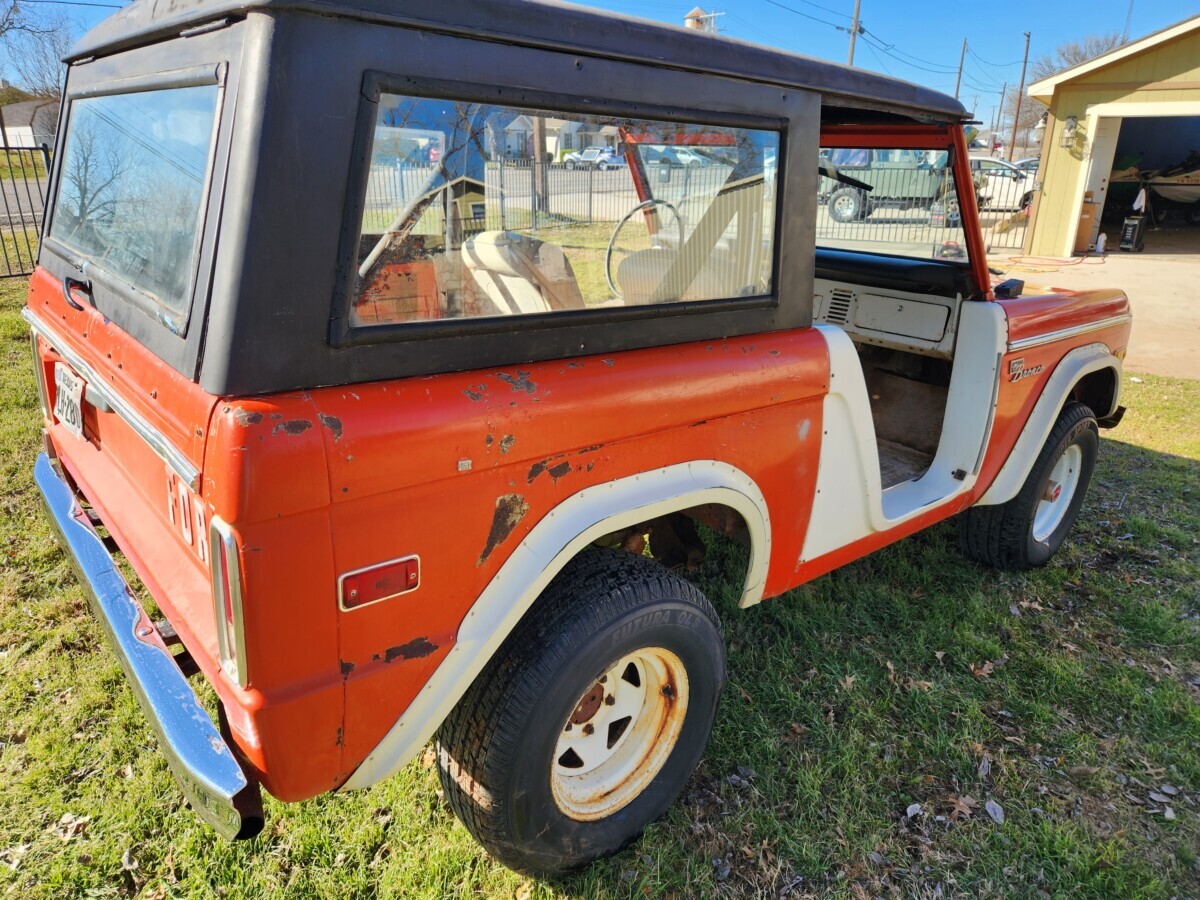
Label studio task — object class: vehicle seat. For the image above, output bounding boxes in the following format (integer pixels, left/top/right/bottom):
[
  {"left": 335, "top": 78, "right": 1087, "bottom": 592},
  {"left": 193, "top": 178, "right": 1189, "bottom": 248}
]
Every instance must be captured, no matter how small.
[
  {"left": 462, "top": 231, "right": 585, "bottom": 316},
  {"left": 615, "top": 247, "right": 741, "bottom": 306}
]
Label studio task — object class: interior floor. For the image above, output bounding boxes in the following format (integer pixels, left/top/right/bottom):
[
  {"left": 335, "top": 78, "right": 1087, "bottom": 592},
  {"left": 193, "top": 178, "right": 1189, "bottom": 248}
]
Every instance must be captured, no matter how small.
[
  {"left": 855, "top": 343, "right": 952, "bottom": 489},
  {"left": 877, "top": 439, "right": 935, "bottom": 488}
]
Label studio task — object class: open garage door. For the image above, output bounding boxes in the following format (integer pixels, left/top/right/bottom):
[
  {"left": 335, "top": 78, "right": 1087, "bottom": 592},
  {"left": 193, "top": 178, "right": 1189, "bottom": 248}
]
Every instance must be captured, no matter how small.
[{"left": 1080, "top": 102, "right": 1200, "bottom": 256}]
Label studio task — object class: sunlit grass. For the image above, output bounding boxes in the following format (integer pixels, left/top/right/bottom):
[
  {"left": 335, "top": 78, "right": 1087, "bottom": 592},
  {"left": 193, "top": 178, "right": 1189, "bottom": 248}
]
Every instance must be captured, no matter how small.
[{"left": 1, "top": 275, "right": 1196, "bottom": 897}]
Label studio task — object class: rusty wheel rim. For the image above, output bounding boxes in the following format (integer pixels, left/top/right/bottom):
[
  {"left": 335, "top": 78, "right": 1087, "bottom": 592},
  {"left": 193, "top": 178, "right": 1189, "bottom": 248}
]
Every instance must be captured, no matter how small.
[{"left": 551, "top": 647, "right": 689, "bottom": 821}]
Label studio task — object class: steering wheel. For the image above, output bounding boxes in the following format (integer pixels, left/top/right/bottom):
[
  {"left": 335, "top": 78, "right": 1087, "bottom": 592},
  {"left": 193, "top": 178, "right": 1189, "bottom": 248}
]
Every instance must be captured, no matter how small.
[{"left": 604, "top": 198, "right": 685, "bottom": 300}]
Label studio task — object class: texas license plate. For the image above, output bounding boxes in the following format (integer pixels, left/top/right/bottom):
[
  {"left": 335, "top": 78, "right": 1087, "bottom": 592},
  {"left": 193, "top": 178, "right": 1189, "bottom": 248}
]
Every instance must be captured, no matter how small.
[{"left": 53, "top": 362, "right": 85, "bottom": 439}]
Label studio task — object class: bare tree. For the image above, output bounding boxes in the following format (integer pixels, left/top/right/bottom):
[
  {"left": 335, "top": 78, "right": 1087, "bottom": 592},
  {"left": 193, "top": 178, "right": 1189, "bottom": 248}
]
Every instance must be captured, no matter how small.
[
  {"left": 1000, "top": 32, "right": 1126, "bottom": 148},
  {"left": 7, "top": 14, "right": 72, "bottom": 99},
  {"left": 1, "top": 0, "right": 59, "bottom": 39},
  {"left": 2, "top": 3, "right": 73, "bottom": 99}
]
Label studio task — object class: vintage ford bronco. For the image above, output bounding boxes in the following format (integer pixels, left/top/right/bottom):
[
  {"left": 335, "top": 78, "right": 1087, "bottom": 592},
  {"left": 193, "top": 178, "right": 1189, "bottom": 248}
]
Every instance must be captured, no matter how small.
[{"left": 26, "top": 0, "right": 1130, "bottom": 875}]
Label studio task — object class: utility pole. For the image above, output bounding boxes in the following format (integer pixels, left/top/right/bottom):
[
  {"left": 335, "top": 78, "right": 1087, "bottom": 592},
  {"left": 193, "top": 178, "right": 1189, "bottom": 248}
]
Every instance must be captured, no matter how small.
[
  {"left": 531, "top": 115, "right": 548, "bottom": 229},
  {"left": 847, "top": 0, "right": 862, "bottom": 65},
  {"left": 994, "top": 82, "right": 1007, "bottom": 138},
  {"left": 1007, "top": 32, "right": 1030, "bottom": 162},
  {"left": 953, "top": 38, "right": 967, "bottom": 99}
]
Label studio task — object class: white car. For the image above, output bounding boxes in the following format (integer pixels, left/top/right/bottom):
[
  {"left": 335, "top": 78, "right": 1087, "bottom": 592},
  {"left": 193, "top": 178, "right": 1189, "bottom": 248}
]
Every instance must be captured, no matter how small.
[
  {"left": 970, "top": 155, "right": 1037, "bottom": 212},
  {"left": 562, "top": 147, "right": 624, "bottom": 170}
]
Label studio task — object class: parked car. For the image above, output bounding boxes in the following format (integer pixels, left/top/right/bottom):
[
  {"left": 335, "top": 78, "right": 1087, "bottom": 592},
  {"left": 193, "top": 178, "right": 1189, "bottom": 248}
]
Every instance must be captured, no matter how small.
[
  {"left": 562, "top": 146, "right": 623, "bottom": 169},
  {"left": 821, "top": 147, "right": 961, "bottom": 223},
  {"left": 28, "top": 0, "right": 1130, "bottom": 877},
  {"left": 1014, "top": 156, "right": 1041, "bottom": 173},
  {"left": 970, "top": 155, "right": 1037, "bottom": 211}
]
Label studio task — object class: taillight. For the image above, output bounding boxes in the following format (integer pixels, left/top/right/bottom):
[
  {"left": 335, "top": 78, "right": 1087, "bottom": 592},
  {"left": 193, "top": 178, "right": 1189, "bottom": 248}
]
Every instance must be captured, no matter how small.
[
  {"left": 209, "top": 516, "right": 248, "bottom": 687},
  {"left": 30, "top": 331, "right": 49, "bottom": 418}
]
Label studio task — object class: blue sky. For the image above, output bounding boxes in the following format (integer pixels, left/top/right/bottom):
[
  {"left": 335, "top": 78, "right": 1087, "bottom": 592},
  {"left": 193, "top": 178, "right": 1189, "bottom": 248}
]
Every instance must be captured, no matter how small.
[{"left": 18, "top": 0, "right": 1198, "bottom": 128}]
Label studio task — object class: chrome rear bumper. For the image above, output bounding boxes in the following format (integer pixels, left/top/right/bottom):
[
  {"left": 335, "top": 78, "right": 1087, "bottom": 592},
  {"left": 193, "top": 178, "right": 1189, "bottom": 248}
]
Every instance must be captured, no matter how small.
[{"left": 34, "top": 452, "right": 263, "bottom": 839}]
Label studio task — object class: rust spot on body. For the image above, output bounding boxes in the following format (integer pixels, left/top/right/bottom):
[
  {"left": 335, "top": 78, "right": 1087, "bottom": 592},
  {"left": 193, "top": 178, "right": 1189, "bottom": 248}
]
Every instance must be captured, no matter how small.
[
  {"left": 273, "top": 419, "right": 313, "bottom": 436},
  {"left": 499, "top": 434, "right": 515, "bottom": 454},
  {"left": 548, "top": 461, "right": 572, "bottom": 481},
  {"left": 339, "top": 660, "right": 355, "bottom": 677},
  {"left": 234, "top": 410, "right": 263, "bottom": 426},
  {"left": 463, "top": 385, "right": 486, "bottom": 402},
  {"left": 318, "top": 413, "right": 344, "bottom": 441},
  {"left": 497, "top": 370, "right": 537, "bottom": 394},
  {"left": 383, "top": 637, "right": 438, "bottom": 662},
  {"left": 477, "top": 494, "right": 530, "bottom": 565}
]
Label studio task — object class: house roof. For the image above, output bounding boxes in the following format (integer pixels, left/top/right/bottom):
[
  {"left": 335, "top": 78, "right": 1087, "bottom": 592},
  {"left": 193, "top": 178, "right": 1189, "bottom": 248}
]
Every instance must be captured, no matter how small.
[
  {"left": 0, "top": 99, "right": 59, "bottom": 128},
  {"left": 1027, "top": 14, "right": 1200, "bottom": 102},
  {"left": 70, "top": 0, "right": 967, "bottom": 124}
]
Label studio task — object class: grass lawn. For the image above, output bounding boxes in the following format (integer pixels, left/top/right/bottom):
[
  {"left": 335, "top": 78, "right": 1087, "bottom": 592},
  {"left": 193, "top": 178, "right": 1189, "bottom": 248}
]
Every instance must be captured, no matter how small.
[{"left": 1, "top": 272, "right": 1197, "bottom": 898}]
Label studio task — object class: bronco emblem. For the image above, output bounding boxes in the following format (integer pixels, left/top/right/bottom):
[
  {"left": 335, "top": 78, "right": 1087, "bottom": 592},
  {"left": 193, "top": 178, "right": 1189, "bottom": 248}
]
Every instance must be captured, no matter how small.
[{"left": 1009, "top": 358, "right": 1044, "bottom": 382}]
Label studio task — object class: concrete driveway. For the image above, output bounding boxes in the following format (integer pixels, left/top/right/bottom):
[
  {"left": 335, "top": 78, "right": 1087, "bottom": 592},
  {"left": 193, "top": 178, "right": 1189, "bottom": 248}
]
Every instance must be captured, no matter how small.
[{"left": 992, "top": 225, "right": 1199, "bottom": 380}]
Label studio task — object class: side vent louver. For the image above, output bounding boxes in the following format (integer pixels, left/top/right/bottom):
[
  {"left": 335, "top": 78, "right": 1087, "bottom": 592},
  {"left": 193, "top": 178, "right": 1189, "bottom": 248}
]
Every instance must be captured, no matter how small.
[{"left": 826, "top": 289, "right": 853, "bottom": 325}]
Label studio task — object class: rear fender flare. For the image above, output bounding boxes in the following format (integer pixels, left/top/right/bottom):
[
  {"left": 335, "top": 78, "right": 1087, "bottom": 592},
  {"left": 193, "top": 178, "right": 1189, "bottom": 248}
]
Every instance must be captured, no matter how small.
[
  {"left": 978, "top": 343, "right": 1121, "bottom": 506},
  {"left": 340, "top": 460, "right": 770, "bottom": 791}
]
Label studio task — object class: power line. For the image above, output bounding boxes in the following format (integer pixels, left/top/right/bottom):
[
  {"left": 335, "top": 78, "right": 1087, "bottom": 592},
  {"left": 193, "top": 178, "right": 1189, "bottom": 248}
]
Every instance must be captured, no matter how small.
[
  {"left": 967, "top": 47, "right": 1024, "bottom": 69},
  {"left": 759, "top": 0, "right": 843, "bottom": 31},
  {"left": 767, "top": 0, "right": 851, "bottom": 20},
  {"left": 862, "top": 39, "right": 892, "bottom": 75},
  {"left": 16, "top": 0, "right": 124, "bottom": 8}
]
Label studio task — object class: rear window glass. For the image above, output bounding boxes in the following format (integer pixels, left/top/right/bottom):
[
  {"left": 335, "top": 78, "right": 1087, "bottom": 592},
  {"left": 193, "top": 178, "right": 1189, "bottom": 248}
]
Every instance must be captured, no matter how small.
[
  {"left": 49, "top": 85, "right": 219, "bottom": 322},
  {"left": 350, "top": 95, "right": 779, "bottom": 327}
]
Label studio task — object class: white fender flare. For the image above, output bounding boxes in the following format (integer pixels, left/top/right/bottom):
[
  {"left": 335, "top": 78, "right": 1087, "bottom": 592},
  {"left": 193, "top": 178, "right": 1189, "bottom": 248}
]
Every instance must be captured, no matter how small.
[
  {"left": 978, "top": 342, "right": 1122, "bottom": 506},
  {"left": 341, "top": 460, "right": 770, "bottom": 790}
]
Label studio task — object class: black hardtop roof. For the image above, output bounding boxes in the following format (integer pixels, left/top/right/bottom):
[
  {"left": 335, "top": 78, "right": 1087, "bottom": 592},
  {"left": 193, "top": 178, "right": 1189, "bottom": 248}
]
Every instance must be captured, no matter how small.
[{"left": 71, "top": 0, "right": 967, "bottom": 123}]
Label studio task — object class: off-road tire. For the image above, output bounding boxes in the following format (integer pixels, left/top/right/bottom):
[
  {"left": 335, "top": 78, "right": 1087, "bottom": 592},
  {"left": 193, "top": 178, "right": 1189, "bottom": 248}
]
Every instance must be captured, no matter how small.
[
  {"left": 436, "top": 548, "right": 725, "bottom": 875},
  {"left": 959, "top": 402, "right": 1098, "bottom": 570},
  {"left": 828, "top": 187, "right": 868, "bottom": 223}
]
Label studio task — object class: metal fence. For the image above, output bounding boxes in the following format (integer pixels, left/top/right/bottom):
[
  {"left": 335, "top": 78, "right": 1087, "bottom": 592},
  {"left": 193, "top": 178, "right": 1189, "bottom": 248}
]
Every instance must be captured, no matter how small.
[
  {"left": 1, "top": 145, "right": 50, "bottom": 278},
  {"left": 814, "top": 170, "right": 1033, "bottom": 258},
  {"left": 364, "top": 159, "right": 739, "bottom": 237},
  {"left": 366, "top": 159, "right": 1032, "bottom": 260}
]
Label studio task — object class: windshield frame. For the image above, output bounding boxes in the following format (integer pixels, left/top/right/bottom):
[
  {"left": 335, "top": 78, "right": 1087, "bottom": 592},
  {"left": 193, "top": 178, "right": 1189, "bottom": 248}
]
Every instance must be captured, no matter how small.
[
  {"left": 36, "top": 25, "right": 241, "bottom": 376},
  {"left": 818, "top": 124, "right": 990, "bottom": 298}
]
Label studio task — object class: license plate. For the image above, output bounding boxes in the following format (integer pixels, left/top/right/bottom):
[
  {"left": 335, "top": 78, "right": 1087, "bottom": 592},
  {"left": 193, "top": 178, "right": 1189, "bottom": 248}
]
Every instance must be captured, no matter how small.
[{"left": 53, "top": 362, "right": 85, "bottom": 440}]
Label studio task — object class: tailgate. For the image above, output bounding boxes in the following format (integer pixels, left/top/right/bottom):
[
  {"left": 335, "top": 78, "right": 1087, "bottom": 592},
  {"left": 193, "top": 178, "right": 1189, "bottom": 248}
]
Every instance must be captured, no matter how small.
[{"left": 27, "top": 266, "right": 223, "bottom": 659}]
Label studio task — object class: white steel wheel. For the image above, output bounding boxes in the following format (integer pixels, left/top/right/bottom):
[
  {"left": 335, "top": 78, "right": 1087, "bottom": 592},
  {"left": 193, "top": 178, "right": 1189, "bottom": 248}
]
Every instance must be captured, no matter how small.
[
  {"left": 551, "top": 648, "right": 689, "bottom": 821},
  {"left": 1031, "top": 444, "right": 1083, "bottom": 542}
]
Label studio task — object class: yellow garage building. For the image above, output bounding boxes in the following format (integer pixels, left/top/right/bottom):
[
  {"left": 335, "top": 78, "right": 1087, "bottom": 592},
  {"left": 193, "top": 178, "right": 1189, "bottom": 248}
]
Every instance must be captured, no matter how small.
[{"left": 1025, "top": 14, "right": 1200, "bottom": 257}]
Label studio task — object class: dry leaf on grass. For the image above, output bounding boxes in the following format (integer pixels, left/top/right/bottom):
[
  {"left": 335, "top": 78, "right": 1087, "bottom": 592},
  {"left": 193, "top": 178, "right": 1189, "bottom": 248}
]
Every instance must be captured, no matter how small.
[
  {"left": 985, "top": 799, "right": 1005, "bottom": 824},
  {"left": 978, "top": 753, "right": 991, "bottom": 779},
  {"left": 948, "top": 795, "right": 977, "bottom": 820},
  {"left": 1, "top": 844, "right": 30, "bottom": 872},
  {"left": 840, "top": 674, "right": 856, "bottom": 690},
  {"left": 49, "top": 813, "right": 89, "bottom": 842},
  {"left": 121, "top": 848, "right": 138, "bottom": 871},
  {"left": 970, "top": 661, "right": 994, "bottom": 679}
]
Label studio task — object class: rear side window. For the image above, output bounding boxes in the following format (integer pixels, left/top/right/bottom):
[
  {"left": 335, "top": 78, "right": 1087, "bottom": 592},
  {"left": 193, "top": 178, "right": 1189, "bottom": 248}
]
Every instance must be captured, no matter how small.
[
  {"left": 349, "top": 95, "right": 779, "bottom": 328},
  {"left": 49, "top": 85, "right": 219, "bottom": 325}
]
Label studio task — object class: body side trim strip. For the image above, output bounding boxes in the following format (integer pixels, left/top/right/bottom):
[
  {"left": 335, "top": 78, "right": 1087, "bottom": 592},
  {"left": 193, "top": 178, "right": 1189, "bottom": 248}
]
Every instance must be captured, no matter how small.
[
  {"left": 23, "top": 309, "right": 201, "bottom": 491},
  {"left": 1008, "top": 314, "right": 1132, "bottom": 352}
]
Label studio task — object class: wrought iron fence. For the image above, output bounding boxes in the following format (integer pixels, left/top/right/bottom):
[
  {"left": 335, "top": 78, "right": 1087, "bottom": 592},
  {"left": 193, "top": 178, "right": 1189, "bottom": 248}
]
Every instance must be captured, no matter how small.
[
  {"left": 363, "top": 158, "right": 742, "bottom": 239},
  {"left": 814, "top": 169, "right": 1033, "bottom": 259},
  {"left": 1, "top": 145, "right": 50, "bottom": 278}
]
